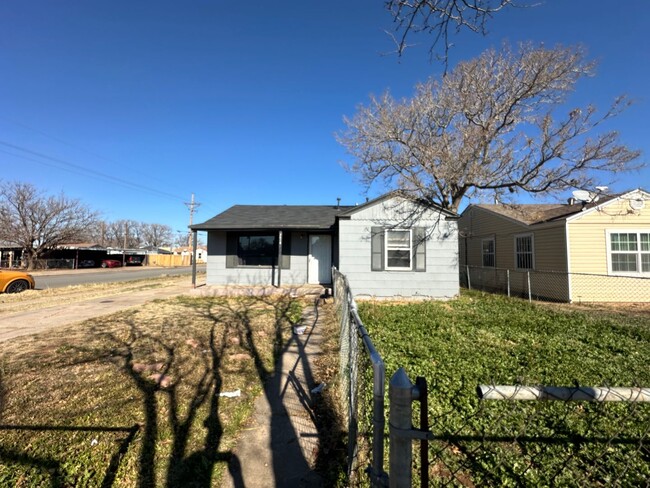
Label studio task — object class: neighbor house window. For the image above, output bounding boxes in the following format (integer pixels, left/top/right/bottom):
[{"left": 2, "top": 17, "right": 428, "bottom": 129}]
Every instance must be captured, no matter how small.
[
  {"left": 608, "top": 231, "right": 650, "bottom": 274},
  {"left": 385, "top": 229, "right": 412, "bottom": 270},
  {"left": 482, "top": 238, "right": 495, "bottom": 267},
  {"left": 514, "top": 234, "right": 534, "bottom": 269},
  {"left": 237, "top": 234, "right": 276, "bottom": 266}
]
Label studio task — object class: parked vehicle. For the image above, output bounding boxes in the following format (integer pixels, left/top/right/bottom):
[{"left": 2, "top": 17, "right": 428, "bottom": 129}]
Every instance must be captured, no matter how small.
[
  {"left": 101, "top": 259, "right": 122, "bottom": 268},
  {"left": 78, "top": 260, "right": 95, "bottom": 268},
  {"left": 0, "top": 270, "right": 35, "bottom": 293},
  {"left": 126, "top": 256, "right": 143, "bottom": 266}
]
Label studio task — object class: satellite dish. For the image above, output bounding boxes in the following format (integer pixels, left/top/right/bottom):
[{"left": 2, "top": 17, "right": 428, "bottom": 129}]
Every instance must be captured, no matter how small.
[
  {"left": 630, "top": 198, "right": 645, "bottom": 210},
  {"left": 572, "top": 190, "right": 591, "bottom": 202}
]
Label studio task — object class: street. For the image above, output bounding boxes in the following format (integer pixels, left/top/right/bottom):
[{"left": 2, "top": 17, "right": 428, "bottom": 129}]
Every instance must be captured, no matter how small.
[{"left": 32, "top": 264, "right": 206, "bottom": 289}]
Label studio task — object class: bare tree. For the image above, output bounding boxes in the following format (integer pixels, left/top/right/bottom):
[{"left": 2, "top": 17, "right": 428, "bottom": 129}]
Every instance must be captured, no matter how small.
[
  {"left": 0, "top": 182, "right": 98, "bottom": 269},
  {"left": 386, "top": 0, "right": 520, "bottom": 62},
  {"left": 338, "top": 43, "right": 642, "bottom": 213},
  {"left": 103, "top": 219, "right": 142, "bottom": 248},
  {"left": 88, "top": 220, "right": 174, "bottom": 248},
  {"left": 140, "top": 223, "right": 173, "bottom": 248},
  {"left": 171, "top": 232, "right": 189, "bottom": 249}
]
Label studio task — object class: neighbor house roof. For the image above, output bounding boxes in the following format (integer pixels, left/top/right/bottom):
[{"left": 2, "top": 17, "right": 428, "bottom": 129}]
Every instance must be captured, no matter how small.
[
  {"left": 56, "top": 242, "right": 105, "bottom": 250},
  {"left": 472, "top": 193, "right": 623, "bottom": 225},
  {"left": 191, "top": 205, "right": 354, "bottom": 231}
]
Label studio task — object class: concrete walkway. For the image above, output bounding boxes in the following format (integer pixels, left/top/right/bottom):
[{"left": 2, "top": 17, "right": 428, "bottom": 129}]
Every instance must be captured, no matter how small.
[{"left": 221, "top": 297, "right": 326, "bottom": 487}]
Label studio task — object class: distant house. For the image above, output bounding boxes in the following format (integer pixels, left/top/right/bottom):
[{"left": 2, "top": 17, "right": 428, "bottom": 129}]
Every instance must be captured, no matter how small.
[
  {"left": 458, "top": 189, "right": 650, "bottom": 302},
  {"left": 173, "top": 245, "right": 208, "bottom": 263},
  {"left": 0, "top": 242, "right": 23, "bottom": 268},
  {"left": 191, "top": 193, "right": 460, "bottom": 299}
]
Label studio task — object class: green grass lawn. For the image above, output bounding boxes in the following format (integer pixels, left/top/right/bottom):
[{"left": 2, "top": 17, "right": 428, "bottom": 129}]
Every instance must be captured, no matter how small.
[{"left": 358, "top": 291, "right": 650, "bottom": 486}]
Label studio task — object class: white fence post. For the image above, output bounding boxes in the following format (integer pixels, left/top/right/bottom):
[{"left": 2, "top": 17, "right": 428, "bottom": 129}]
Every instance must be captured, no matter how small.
[{"left": 527, "top": 271, "right": 532, "bottom": 302}]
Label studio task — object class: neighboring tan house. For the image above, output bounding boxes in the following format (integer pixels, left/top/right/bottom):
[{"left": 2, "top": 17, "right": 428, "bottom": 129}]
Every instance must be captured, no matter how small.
[
  {"left": 458, "top": 189, "right": 650, "bottom": 302},
  {"left": 191, "top": 193, "right": 460, "bottom": 299},
  {"left": 173, "top": 246, "right": 208, "bottom": 263}
]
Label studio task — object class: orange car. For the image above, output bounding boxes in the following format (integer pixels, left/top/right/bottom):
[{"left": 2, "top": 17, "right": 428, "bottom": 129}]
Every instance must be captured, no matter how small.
[{"left": 0, "top": 269, "right": 36, "bottom": 293}]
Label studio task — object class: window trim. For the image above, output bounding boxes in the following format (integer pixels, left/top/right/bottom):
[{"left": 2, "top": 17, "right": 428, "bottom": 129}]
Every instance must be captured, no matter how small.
[
  {"left": 514, "top": 233, "right": 535, "bottom": 270},
  {"left": 481, "top": 237, "right": 495, "bottom": 268},
  {"left": 384, "top": 228, "right": 413, "bottom": 271},
  {"left": 606, "top": 229, "right": 650, "bottom": 276}
]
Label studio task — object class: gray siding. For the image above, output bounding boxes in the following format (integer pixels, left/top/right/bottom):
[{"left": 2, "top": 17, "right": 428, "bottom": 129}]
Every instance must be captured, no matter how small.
[
  {"left": 338, "top": 198, "right": 459, "bottom": 298},
  {"left": 206, "top": 231, "right": 310, "bottom": 286}
]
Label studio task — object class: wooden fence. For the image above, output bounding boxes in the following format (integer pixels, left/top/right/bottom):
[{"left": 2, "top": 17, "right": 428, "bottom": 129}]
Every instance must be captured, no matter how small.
[{"left": 145, "top": 254, "right": 191, "bottom": 267}]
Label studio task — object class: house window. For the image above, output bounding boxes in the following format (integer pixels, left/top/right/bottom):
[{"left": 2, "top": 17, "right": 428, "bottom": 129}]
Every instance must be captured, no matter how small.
[
  {"left": 385, "top": 229, "right": 412, "bottom": 270},
  {"left": 609, "top": 231, "right": 650, "bottom": 274},
  {"left": 515, "top": 234, "right": 534, "bottom": 269},
  {"left": 226, "top": 232, "right": 291, "bottom": 269},
  {"left": 482, "top": 238, "right": 495, "bottom": 267},
  {"left": 237, "top": 234, "right": 276, "bottom": 266}
]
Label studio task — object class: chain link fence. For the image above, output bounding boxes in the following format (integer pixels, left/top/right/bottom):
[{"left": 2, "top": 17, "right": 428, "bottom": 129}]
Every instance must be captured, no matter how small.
[
  {"left": 418, "top": 381, "right": 650, "bottom": 487},
  {"left": 461, "top": 265, "right": 650, "bottom": 303},
  {"left": 1, "top": 259, "right": 76, "bottom": 270},
  {"left": 333, "top": 267, "right": 388, "bottom": 487},
  {"left": 333, "top": 268, "right": 650, "bottom": 486}
]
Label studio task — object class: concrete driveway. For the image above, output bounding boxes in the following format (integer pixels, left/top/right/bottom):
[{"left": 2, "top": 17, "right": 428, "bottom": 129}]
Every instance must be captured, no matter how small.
[{"left": 0, "top": 283, "right": 196, "bottom": 343}]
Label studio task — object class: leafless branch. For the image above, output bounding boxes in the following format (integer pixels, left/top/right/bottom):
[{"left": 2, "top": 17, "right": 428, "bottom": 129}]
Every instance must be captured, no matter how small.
[
  {"left": 338, "top": 43, "right": 642, "bottom": 212},
  {"left": 385, "top": 0, "right": 530, "bottom": 64}
]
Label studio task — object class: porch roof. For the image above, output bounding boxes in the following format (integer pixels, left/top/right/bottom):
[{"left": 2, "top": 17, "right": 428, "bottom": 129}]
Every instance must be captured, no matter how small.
[{"left": 191, "top": 204, "right": 354, "bottom": 231}]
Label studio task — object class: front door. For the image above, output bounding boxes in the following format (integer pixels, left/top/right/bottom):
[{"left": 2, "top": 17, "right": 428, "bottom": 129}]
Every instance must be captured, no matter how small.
[{"left": 308, "top": 234, "right": 332, "bottom": 284}]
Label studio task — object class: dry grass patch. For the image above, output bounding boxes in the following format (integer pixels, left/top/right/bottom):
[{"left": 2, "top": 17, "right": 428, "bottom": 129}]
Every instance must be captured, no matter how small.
[
  {"left": 309, "top": 299, "right": 348, "bottom": 486},
  {"left": 0, "top": 274, "right": 199, "bottom": 316},
  {"left": 0, "top": 293, "right": 303, "bottom": 487}
]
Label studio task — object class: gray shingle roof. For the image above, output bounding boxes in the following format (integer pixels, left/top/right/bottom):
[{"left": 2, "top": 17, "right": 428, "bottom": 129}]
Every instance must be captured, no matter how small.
[{"left": 191, "top": 205, "right": 355, "bottom": 231}]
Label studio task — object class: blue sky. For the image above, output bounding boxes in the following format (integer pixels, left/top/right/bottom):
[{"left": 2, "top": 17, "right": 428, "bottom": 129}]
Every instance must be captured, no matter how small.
[{"left": 1, "top": 1, "right": 648, "bottom": 233}]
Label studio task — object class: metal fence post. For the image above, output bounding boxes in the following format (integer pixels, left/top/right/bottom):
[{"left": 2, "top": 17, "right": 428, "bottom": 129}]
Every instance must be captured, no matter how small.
[
  {"left": 389, "top": 368, "right": 415, "bottom": 488},
  {"left": 527, "top": 271, "right": 532, "bottom": 302},
  {"left": 506, "top": 269, "right": 510, "bottom": 297},
  {"left": 466, "top": 265, "right": 471, "bottom": 290}
]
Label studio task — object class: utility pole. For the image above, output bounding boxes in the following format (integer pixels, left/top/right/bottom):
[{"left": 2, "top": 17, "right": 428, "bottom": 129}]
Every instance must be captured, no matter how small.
[
  {"left": 184, "top": 193, "right": 201, "bottom": 247},
  {"left": 122, "top": 221, "right": 128, "bottom": 266}
]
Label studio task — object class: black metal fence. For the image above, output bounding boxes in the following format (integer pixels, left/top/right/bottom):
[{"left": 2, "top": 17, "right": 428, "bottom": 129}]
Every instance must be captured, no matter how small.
[{"left": 389, "top": 371, "right": 650, "bottom": 487}]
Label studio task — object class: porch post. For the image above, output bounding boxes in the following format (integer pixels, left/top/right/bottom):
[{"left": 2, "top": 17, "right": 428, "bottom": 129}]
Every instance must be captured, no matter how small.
[
  {"left": 191, "top": 230, "right": 198, "bottom": 288},
  {"left": 277, "top": 230, "right": 283, "bottom": 287}
]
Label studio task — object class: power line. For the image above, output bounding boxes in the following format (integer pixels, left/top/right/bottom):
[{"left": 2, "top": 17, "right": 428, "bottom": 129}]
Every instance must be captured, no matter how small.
[
  {"left": 0, "top": 140, "right": 186, "bottom": 202},
  {"left": 0, "top": 117, "right": 177, "bottom": 190}
]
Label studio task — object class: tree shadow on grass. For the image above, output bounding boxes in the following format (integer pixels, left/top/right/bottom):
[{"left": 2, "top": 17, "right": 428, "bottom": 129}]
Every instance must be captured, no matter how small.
[
  {"left": 194, "top": 292, "right": 341, "bottom": 486},
  {"left": 85, "top": 314, "right": 246, "bottom": 488},
  {"left": 0, "top": 291, "right": 343, "bottom": 487}
]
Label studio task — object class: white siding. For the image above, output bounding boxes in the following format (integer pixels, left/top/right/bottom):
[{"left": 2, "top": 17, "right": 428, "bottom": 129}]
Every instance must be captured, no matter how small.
[{"left": 338, "top": 198, "right": 459, "bottom": 298}]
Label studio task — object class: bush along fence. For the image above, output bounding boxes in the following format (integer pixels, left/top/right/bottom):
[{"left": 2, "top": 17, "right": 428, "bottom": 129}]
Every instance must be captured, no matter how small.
[
  {"left": 461, "top": 265, "right": 650, "bottom": 303},
  {"left": 334, "top": 268, "right": 650, "bottom": 487}
]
